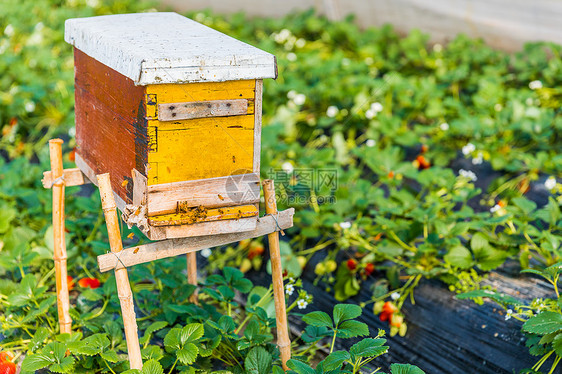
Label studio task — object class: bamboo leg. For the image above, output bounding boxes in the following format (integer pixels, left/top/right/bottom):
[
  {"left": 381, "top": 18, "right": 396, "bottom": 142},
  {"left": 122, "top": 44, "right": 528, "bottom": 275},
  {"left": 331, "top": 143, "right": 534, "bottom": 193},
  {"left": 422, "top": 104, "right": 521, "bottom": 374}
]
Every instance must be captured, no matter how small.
[
  {"left": 97, "top": 174, "right": 142, "bottom": 370},
  {"left": 186, "top": 252, "right": 198, "bottom": 303},
  {"left": 262, "top": 179, "right": 291, "bottom": 370},
  {"left": 49, "top": 139, "right": 72, "bottom": 334}
]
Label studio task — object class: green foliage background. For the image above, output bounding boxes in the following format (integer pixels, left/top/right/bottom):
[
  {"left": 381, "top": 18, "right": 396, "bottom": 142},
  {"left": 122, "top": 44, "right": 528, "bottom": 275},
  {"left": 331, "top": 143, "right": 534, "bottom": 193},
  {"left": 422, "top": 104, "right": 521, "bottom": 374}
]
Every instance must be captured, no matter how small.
[{"left": 1, "top": 0, "right": 562, "bottom": 372}]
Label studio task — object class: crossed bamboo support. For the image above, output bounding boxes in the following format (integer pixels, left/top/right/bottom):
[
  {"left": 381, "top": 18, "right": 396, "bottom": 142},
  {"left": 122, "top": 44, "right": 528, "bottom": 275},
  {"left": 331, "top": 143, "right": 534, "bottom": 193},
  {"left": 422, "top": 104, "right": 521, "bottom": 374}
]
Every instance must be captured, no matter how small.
[{"left": 44, "top": 141, "right": 292, "bottom": 371}]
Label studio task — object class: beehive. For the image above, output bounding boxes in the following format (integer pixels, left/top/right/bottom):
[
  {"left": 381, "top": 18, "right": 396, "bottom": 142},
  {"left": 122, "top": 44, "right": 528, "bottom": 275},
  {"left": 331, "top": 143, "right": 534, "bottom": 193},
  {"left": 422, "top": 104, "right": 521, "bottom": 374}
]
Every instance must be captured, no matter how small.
[{"left": 65, "top": 12, "right": 277, "bottom": 240}]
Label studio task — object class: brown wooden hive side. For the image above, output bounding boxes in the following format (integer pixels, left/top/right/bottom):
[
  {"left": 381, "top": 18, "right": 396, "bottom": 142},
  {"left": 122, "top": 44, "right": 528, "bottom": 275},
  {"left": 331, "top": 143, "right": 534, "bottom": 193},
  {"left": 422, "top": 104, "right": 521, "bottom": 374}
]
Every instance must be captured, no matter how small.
[{"left": 74, "top": 49, "right": 148, "bottom": 204}]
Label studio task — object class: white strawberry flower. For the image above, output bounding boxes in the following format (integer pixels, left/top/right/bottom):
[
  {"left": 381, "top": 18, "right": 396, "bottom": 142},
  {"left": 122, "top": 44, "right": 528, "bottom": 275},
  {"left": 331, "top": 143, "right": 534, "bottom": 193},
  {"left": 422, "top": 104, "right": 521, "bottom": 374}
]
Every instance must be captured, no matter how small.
[
  {"left": 326, "top": 106, "right": 339, "bottom": 118},
  {"left": 439, "top": 122, "right": 449, "bottom": 131},
  {"left": 462, "top": 143, "right": 476, "bottom": 156},
  {"left": 459, "top": 169, "right": 477, "bottom": 182},
  {"left": 295, "top": 38, "right": 306, "bottom": 48},
  {"left": 391, "top": 292, "right": 400, "bottom": 301},
  {"left": 529, "top": 80, "right": 543, "bottom": 90},
  {"left": 490, "top": 204, "right": 501, "bottom": 213},
  {"left": 287, "top": 52, "right": 297, "bottom": 62},
  {"left": 285, "top": 284, "right": 295, "bottom": 296},
  {"left": 201, "top": 248, "right": 212, "bottom": 258},
  {"left": 545, "top": 177, "right": 557, "bottom": 190},
  {"left": 365, "top": 109, "right": 376, "bottom": 119},
  {"left": 339, "top": 221, "right": 352, "bottom": 229},
  {"left": 371, "top": 102, "right": 383, "bottom": 113},
  {"left": 366, "top": 139, "right": 376, "bottom": 147},
  {"left": 505, "top": 309, "right": 513, "bottom": 320},
  {"left": 4, "top": 24, "right": 14, "bottom": 37},
  {"left": 25, "top": 101, "right": 36, "bottom": 113},
  {"left": 293, "top": 93, "right": 306, "bottom": 105},
  {"left": 472, "top": 152, "right": 483, "bottom": 165},
  {"left": 297, "top": 299, "right": 308, "bottom": 309},
  {"left": 282, "top": 162, "right": 294, "bottom": 174}
]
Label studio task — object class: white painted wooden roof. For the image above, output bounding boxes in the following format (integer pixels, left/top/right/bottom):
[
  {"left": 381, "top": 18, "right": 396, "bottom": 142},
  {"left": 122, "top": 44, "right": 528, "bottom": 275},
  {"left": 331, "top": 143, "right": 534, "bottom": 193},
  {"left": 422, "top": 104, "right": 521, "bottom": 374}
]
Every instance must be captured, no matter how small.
[{"left": 65, "top": 12, "right": 277, "bottom": 85}]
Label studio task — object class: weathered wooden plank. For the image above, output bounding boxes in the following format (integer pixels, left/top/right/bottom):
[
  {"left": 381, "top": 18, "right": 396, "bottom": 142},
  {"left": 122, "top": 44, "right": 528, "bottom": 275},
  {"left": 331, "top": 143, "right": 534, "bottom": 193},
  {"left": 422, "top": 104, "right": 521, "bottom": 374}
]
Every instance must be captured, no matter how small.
[
  {"left": 147, "top": 173, "right": 260, "bottom": 216},
  {"left": 148, "top": 216, "right": 258, "bottom": 240},
  {"left": 158, "top": 99, "right": 250, "bottom": 121},
  {"left": 148, "top": 204, "right": 258, "bottom": 226},
  {"left": 146, "top": 115, "right": 255, "bottom": 185},
  {"left": 98, "top": 208, "right": 294, "bottom": 272},
  {"left": 42, "top": 168, "right": 90, "bottom": 189},
  {"left": 253, "top": 80, "right": 263, "bottom": 175},
  {"left": 74, "top": 49, "right": 147, "bottom": 204},
  {"left": 131, "top": 169, "right": 147, "bottom": 206},
  {"left": 146, "top": 80, "right": 256, "bottom": 105}
]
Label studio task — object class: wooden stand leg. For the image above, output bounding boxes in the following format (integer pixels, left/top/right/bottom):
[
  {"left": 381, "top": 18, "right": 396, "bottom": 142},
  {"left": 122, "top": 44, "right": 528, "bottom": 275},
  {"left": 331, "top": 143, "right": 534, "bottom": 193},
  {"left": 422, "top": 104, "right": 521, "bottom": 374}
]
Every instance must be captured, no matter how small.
[
  {"left": 263, "top": 180, "right": 291, "bottom": 370},
  {"left": 49, "top": 139, "right": 72, "bottom": 334},
  {"left": 97, "top": 174, "right": 143, "bottom": 370},
  {"left": 186, "top": 252, "right": 198, "bottom": 303}
]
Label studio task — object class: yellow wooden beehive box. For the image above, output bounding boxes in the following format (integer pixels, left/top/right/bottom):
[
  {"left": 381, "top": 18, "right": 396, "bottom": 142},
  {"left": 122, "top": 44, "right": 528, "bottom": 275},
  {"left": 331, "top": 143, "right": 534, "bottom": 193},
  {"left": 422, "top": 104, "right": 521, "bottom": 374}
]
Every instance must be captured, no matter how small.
[{"left": 64, "top": 12, "right": 277, "bottom": 240}]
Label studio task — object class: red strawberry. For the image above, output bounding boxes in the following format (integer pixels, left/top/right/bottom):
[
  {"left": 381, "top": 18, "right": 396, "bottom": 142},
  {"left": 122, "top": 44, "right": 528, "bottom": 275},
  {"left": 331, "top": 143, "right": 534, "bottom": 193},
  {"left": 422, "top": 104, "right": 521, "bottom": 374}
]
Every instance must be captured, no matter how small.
[
  {"left": 0, "top": 352, "right": 16, "bottom": 374},
  {"left": 248, "top": 244, "right": 264, "bottom": 260},
  {"left": 67, "top": 275, "right": 75, "bottom": 291},
  {"left": 364, "top": 263, "right": 375, "bottom": 276},
  {"left": 78, "top": 277, "right": 101, "bottom": 289},
  {"left": 346, "top": 259, "right": 357, "bottom": 271}
]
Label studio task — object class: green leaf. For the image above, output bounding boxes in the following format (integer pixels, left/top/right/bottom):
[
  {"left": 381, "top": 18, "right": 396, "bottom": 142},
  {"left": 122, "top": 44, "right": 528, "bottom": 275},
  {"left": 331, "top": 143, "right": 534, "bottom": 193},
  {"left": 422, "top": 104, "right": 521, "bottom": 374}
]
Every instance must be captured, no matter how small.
[
  {"left": 22, "top": 354, "right": 53, "bottom": 372},
  {"left": 523, "top": 312, "right": 562, "bottom": 335},
  {"left": 322, "top": 350, "right": 350, "bottom": 371},
  {"left": 512, "top": 197, "right": 537, "bottom": 215},
  {"left": 181, "top": 323, "right": 204, "bottom": 344},
  {"left": 444, "top": 245, "right": 473, "bottom": 269},
  {"left": 390, "top": 363, "right": 426, "bottom": 374},
  {"left": 470, "top": 233, "right": 489, "bottom": 251},
  {"left": 349, "top": 338, "right": 388, "bottom": 358},
  {"left": 177, "top": 344, "right": 199, "bottom": 365},
  {"left": 164, "top": 328, "right": 181, "bottom": 351},
  {"left": 141, "top": 345, "right": 164, "bottom": 361},
  {"left": 100, "top": 350, "right": 121, "bottom": 363},
  {"left": 286, "top": 359, "right": 316, "bottom": 374},
  {"left": 233, "top": 277, "right": 254, "bottom": 293},
  {"left": 302, "top": 311, "right": 333, "bottom": 328},
  {"left": 473, "top": 245, "right": 508, "bottom": 271},
  {"left": 69, "top": 334, "right": 109, "bottom": 356},
  {"left": 552, "top": 334, "right": 562, "bottom": 357},
  {"left": 28, "top": 327, "right": 50, "bottom": 352},
  {"left": 333, "top": 304, "right": 362, "bottom": 326},
  {"left": 337, "top": 320, "right": 370, "bottom": 338},
  {"left": 49, "top": 356, "right": 75, "bottom": 373},
  {"left": 245, "top": 346, "right": 273, "bottom": 374},
  {"left": 140, "top": 321, "right": 169, "bottom": 345},
  {"left": 301, "top": 325, "right": 330, "bottom": 343},
  {"left": 456, "top": 289, "right": 521, "bottom": 306},
  {"left": 142, "top": 359, "right": 164, "bottom": 374}
]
